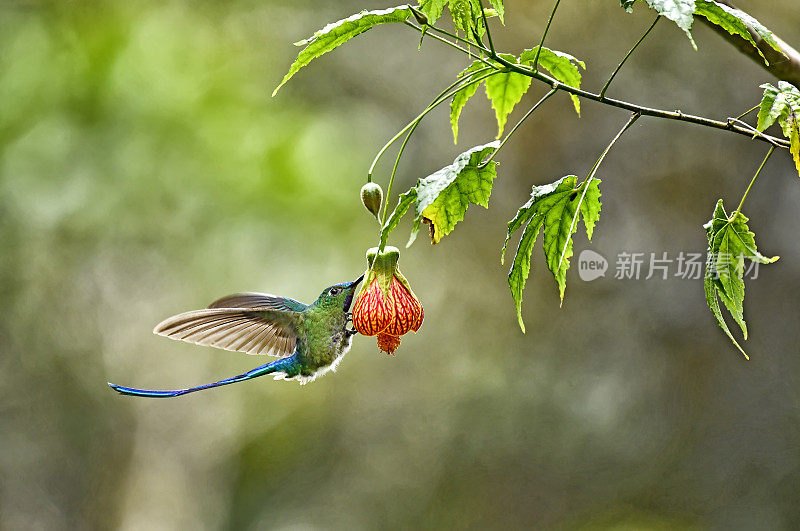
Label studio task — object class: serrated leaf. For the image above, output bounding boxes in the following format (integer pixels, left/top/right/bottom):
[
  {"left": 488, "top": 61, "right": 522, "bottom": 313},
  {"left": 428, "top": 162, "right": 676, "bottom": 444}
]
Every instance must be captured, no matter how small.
[
  {"left": 377, "top": 142, "right": 500, "bottom": 249},
  {"left": 508, "top": 220, "right": 539, "bottom": 333},
  {"left": 648, "top": 0, "right": 696, "bottom": 37},
  {"left": 379, "top": 188, "right": 417, "bottom": 249},
  {"left": 621, "top": 0, "right": 697, "bottom": 49},
  {"left": 757, "top": 82, "right": 800, "bottom": 178},
  {"left": 694, "top": 1, "right": 783, "bottom": 65},
  {"left": 449, "top": 0, "right": 473, "bottom": 33},
  {"left": 704, "top": 261, "right": 746, "bottom": 358},
  {"left": 519, "top": 47, "right": 585, "bottom": 115},
  {"left": 488, "top": 0, "right": 505, "bottom": 24},
  {"left": 504, "top": 176, "right": 602, "bottom": 329},
  {"left": 484, "top": 54, "right": 533, "bottom": 137},
  {"left": 791, "top": 120, "right": 800, "bottom": 177},
  {"left": 579, "top": 178, "right": 602, "bottom": 240},
  {"left": 419, "top": 0, "right": 448, "bottom": 24},
  {"left": 414, "top": 142, "right": 500, "bottom": 244},
  {"left": 450, "top": 61, "right": 487, "bottom": 144},
  {"left": 273, "top": 5, "right": 412, "bottom": 97},
  {"left": 407, "top": 217, "right": 421, "bottom": 248},
  {"left": 703, "top": 199, "right": 778, "bottom": 358},
  {"left": 757, "top": 84, "right": 784, "bottom": 132}
]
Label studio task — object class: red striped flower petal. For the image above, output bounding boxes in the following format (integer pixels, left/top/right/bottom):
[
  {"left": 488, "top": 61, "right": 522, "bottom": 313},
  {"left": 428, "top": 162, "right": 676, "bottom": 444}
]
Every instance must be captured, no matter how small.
[
  {"left": 353, "top": 279, "right": 396, "bottom": 337},
  {"left": 384, "top": 277, "right": 423, "bottom": 336}
]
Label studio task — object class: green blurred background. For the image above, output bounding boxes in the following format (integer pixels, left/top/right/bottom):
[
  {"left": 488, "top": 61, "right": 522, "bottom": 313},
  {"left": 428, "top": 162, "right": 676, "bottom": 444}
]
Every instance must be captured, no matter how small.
[{"left": 2, "top": 0, "right": 799, "bottom": 528}]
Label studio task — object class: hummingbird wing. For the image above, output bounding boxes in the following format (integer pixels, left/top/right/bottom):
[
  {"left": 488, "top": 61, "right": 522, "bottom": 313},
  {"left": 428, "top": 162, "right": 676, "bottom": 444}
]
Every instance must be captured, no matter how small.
[
  {"left": 207, "top": 292, "right": 308, "bottom": 312},
  {"left": 154, "top": 308, "right": 302, "bottom": 357}
]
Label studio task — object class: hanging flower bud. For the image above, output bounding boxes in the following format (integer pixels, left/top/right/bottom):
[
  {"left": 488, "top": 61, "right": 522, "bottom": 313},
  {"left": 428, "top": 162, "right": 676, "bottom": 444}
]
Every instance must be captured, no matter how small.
[
  {"left": 360, "top": 183, "right": 383, "bottom": 219},
  {"left": 409, "top": 6, "right": 429, "bottom": 25},
  {"left": 352, "top": 246, "right": 423, "bottom": 355}
]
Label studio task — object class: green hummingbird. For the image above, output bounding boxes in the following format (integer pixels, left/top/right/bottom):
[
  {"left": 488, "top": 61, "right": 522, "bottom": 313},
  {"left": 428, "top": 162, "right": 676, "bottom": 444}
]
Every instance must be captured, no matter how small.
[{"left": 108, "top": 275, "right": 364, "bottom": 398}]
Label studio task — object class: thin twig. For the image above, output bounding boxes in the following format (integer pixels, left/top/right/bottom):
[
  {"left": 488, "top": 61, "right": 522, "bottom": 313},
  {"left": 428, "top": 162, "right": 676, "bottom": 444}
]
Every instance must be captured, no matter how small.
[
  {"left": 479, "top": 88, "right": 558, "bottom": 169},
  {"left": 477, "top": 0, "right": 495, "bottom": 55},
  {"left": 600, "top": 15, "right": 660, "bottom": 99},
  {"left": 727, "top": 118, "right": 787, "bottom": 148},
  {"left": 532, "top": 0, "right": 562, "bottom": 73},
  {"left": 368, "top": 66, "right": 494, "bottom": 182},
  {"left": 403, "top": 21, "right": 494, "bottom": 67},
  {"left": 557, "top": 113, "right": 641, "bottom": 274},
  {"left": 734, "top": 145, "right": 776, "bottom": 217},
  {"left": 735, "top": 104, "right": 760, "bottom": 121}
]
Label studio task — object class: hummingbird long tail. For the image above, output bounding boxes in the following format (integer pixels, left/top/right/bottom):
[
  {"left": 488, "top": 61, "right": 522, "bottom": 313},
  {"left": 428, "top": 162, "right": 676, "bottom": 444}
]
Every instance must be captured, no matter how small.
[{"left": 108, "top": 355, "right": 300, "bottom": 398}]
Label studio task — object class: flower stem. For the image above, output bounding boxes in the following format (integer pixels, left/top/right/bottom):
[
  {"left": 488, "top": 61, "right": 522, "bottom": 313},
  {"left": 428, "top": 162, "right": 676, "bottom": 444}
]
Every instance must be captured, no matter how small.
[
  {"left": 368, "top": 67, "right": 493, "bottom": 184},
  {"left": 599, "top": 15, "right": 660, "bottom": 99},
  {"left": 734, "top": 145, "right": 775, "bottom": 218},
  {"left": 374, "top": 69, "right": 498, "bottom": 225},
  {"left": 381, "top": 121, "right": 420, "bottom": 224}
]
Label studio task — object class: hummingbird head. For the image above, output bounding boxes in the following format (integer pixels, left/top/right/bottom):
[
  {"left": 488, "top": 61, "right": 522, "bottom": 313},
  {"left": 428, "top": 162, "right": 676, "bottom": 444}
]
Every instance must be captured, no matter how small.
[{"left": 314, "top": 274, "right": 364, "bottom": 312}]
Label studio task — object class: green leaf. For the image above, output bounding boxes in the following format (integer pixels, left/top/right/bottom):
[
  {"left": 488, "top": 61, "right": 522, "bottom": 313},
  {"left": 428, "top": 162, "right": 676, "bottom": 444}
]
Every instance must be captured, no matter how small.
[
  {"left": 791, "top": 121, "right": 800, "bottom": 177},
  {"left": 450, "top": 61, "right": 487, "bottom": 144},
  {"left": 519, "top": 47, "right": 585, "bottom": 115},
  {"left": 449, "top": 0, "right": 474, "bottom": 33},
  {"left": 757, "top": 82, "right": 800, "bottom": 178},
  {"left": 378, "top": 142, "right": 500, "bottom": 249},
  {"left": 649, "top": 0, "right": 696, "bottom": 47},
  {"left": 695, "top": 1, "right": 783, "bottom": 65},
  {"left": 419, "top": 0, "right": 448, "bottom": 24},
  {"left": 704, "top": 259, "right": 745, "bottom": 358},
  {"left": 703, "top": 199, "right": 778, "bottom": 358},
  {"left": 414, "top": 141, "right": 500, "bottom": 244},
  {"left": 651, "top": 0, "right": 695, "bottom": 31},
  {"left": 503, "top": 176, "right": 603, "bottom": 330},
  {"left": 488, "top": 0, "right": 505, "bottom": 24},
  {"left": 484, "top": 54, "right": 533, "bottom": 137},
  {"left": 621, "top": 0, "right": 697, "bottom": 49},
  {"left": 379, "top": 188, "right": 417, "bottom": 249},
  {"left": 508, "top": 219, "right": 538, "bottom": 333},
  {"left": 579, "top": 177, "right": 602, "bottom": 240},
  {"left": 757, "top": 84, "right": 784, "bottom": 132},
  {"left": 273, "top": 5, "right": 412, "bottom": 97}
]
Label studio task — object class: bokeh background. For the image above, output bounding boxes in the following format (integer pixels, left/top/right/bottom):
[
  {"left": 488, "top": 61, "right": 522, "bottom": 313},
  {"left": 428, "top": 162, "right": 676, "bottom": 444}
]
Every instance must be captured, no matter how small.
[{"left": 2, "top": 0, "right": 799, "bottom": 528}]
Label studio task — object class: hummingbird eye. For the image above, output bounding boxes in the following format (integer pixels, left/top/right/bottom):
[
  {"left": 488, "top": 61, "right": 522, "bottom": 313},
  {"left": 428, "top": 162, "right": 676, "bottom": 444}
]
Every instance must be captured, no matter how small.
[{"left": 330, "top": 287, "right": 341, "bottom": 296}]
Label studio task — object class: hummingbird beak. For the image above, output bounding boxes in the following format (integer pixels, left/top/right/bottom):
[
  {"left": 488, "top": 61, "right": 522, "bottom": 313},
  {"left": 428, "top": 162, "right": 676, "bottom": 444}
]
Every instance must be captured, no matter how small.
[{"left": 342, "top": 274, "right": 364, "bottom": 312}]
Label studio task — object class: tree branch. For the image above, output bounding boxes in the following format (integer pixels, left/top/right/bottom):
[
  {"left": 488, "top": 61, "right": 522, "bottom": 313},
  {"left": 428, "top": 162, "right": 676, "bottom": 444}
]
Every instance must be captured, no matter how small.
[
  {"left": 411, "top": 22, "right": 790, "bottom": 149},
  {"left": 698, "top": 0, "right": 800, "bottom": 87}
]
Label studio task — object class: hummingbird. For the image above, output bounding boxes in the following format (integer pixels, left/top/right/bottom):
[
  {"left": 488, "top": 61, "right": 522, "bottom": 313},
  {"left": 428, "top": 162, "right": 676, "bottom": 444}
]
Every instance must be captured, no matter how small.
[{"left": 108, "top": 275, "right": 364, "bottom": 398}]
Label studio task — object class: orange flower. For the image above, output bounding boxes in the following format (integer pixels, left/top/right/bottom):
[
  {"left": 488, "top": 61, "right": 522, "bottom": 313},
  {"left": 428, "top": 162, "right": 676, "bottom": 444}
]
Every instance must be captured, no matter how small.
[{"left": 353, "top": 246, "right": 423, "bottom": 355}]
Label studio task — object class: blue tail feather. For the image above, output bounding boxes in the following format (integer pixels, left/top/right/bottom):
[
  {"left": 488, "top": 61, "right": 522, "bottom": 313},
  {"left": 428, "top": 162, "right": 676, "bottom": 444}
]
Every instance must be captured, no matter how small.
[{"left": 108, "top": 355, "right": 299, "bottom": 398}]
